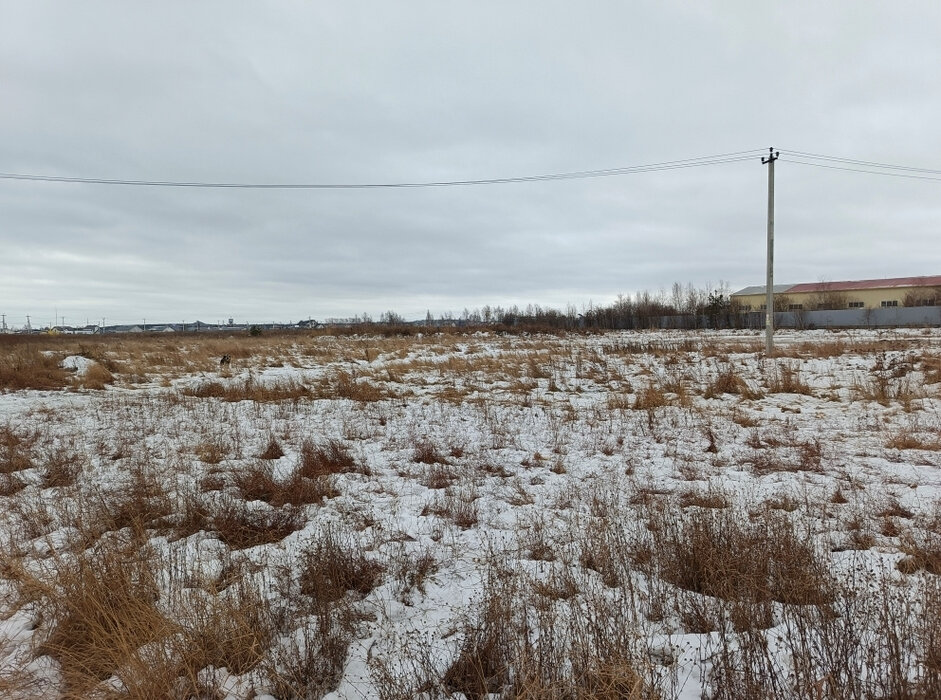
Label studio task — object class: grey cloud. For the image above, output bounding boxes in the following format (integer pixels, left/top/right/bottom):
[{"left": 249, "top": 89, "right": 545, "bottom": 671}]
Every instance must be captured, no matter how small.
[{"left": 1, "top": 1, "right": 940, "bottom": 326}]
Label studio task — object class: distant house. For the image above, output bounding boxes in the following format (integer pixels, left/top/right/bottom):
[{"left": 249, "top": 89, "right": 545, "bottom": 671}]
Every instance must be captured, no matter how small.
[{"left": 732, "top": 275, "right": 941, "bottom": 312}]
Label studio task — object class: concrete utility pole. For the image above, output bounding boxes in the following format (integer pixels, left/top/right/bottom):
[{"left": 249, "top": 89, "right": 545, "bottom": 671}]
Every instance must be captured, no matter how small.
[{"left": 762, "top": 147, "right": 779, "bottom": 355}]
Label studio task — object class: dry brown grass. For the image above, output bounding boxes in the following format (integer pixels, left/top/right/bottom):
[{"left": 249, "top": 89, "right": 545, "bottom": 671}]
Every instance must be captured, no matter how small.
[
  {"left": 637, "top": 508, "right": 832, "bottom": 610},
  {"left": 175, "top": 579, "right": 276, "bottom": 677},
  {"left": 0, "top": 346, "right": 70, "bottom": 391},
  {"left": 703, "top": 365, "right": 762, "bottom": 400},
  {"left": 422, "top": 486, "right": 480, "bottom": 529},
  {"left": 897, "top": 516, "right": 941, "bottom": 576},
  {"left": 75, "top": 362, "right": 115, "bottom": 390},
  {"left": 886, "top": 428, "right": 941, "bottom": 451},
  {"left": 27, "top": 543, "right": 174, "bottom": 695},
  {"left": 300, "top": 529, "right": 384, "bottom": 604},
  {"left": 0, "top": 424, "right": 37, "bottom": 473},
  {"left": 633, "top": 383, "right": 670, "bottom": 410},
  {"left": 235, "top": 460, "right": 337, "bottom": 506},
  {"left": 314, "top": 369, "right": 390, "bottom": 403},
  {"left": 211, "top": 498, "right": 306, "bottom": 549},
  {"left": 40, "top": 447, "right": 84, "bottom": 489},
  {"left": 299, "top": 438, "right": 366, "bottom": 478},
  {"left": 182, "top": 376, "right": 309, "bottom": 402},
  {"left": 413, "top": 437, "right": 448, "bottom": 464},
  {"left": 258, "top": 434, "right": 285, "bottom": 459},
  {"left": 765, "top": 360, "right": 812, "bottom": 395}
]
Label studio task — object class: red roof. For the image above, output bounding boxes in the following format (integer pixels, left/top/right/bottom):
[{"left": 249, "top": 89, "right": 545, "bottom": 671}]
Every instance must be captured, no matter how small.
[{"left": 787, "top": 276, "right": 941, "bottom": 294}]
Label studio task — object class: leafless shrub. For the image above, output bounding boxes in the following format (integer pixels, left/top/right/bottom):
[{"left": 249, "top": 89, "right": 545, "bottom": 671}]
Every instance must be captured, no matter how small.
[{"left": 300, "top": 528, "right": 384, "bottom": 604}]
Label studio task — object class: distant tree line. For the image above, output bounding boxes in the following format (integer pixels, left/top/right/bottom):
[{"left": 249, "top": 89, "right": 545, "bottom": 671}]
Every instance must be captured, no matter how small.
[{"left": 343, "top": 282, "right": 758, "bottom": 335}]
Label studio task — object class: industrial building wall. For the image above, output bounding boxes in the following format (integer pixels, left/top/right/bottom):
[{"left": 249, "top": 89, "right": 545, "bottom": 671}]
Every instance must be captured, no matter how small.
[{"left": 733, "top": 287, "right": 925, "bottom": 311}]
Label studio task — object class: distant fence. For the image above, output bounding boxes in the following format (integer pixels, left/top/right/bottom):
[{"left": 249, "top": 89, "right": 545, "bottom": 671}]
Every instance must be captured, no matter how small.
[
  {"left": 648, "top": 306, "right": 941, "bottom": 330},
  {"left": 748, "top": 306, "right": 941, "bottom": 330}
]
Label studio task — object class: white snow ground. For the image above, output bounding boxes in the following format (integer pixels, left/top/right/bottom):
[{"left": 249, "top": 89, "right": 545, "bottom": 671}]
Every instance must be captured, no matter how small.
[{"left": 1, "top": 328, "right": 940, "bottom": 698}]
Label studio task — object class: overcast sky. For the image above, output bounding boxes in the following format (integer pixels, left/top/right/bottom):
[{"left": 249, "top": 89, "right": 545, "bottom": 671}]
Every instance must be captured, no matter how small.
[{"left": 2, "top": 1, "right": 940, "bottom": 327}]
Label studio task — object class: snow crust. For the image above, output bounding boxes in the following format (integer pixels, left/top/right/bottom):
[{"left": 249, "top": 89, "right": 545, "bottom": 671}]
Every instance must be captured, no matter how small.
[{"left": 1, "top": 328, "right": 940, "bottom": 697}]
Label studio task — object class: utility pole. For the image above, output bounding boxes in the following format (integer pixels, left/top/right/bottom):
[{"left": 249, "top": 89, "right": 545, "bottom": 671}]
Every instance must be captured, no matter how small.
[{"left": 762, "top": 147, "right": 779, "bottom": 355}]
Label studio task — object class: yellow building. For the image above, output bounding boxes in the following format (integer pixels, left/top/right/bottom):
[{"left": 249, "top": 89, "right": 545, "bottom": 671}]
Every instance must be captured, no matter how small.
[{"left": 731, "top": 275, "right": 941, "bottom": 312}]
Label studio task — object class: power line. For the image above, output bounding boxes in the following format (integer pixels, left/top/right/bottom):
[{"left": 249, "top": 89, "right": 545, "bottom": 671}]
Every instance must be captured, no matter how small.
[
  {"left": 0, "top": 149, "right": 765, "bottom": 189},
  {"left": 780, "top": 149, "right": 941, "bottom": 175},
  {"left": 779, "top": 157, "right": 941, "bottom": 182}
]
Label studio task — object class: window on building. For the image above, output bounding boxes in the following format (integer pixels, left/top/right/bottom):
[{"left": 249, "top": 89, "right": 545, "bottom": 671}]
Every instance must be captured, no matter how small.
[
  {"left": 759, "top": 304, "right": 767, "bottom": 311},
  {"left": 788, "top": 304, "right": 803, "bottom": 310},
  {"left": 848, "top": 301, "right": 864, "bottom": 309},
  {"left": 881, "top": 300, "right": 899, "bottom": 308}
]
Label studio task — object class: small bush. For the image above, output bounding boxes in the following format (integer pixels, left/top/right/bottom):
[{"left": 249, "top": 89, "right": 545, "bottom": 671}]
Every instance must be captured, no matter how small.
[{"left": 300, "top": 529, "right": 384, "bottom": 604}]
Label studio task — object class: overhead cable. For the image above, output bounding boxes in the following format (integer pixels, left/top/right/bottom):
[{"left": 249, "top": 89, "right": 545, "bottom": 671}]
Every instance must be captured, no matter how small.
[{"left": 0, "top": 149, "right": 765, "bottom": 189}]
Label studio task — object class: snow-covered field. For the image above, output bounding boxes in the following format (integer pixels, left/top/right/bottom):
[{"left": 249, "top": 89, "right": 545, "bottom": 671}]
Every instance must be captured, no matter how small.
[{"left": 1, "top": 328, "right": 940, "bottom": 698}]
